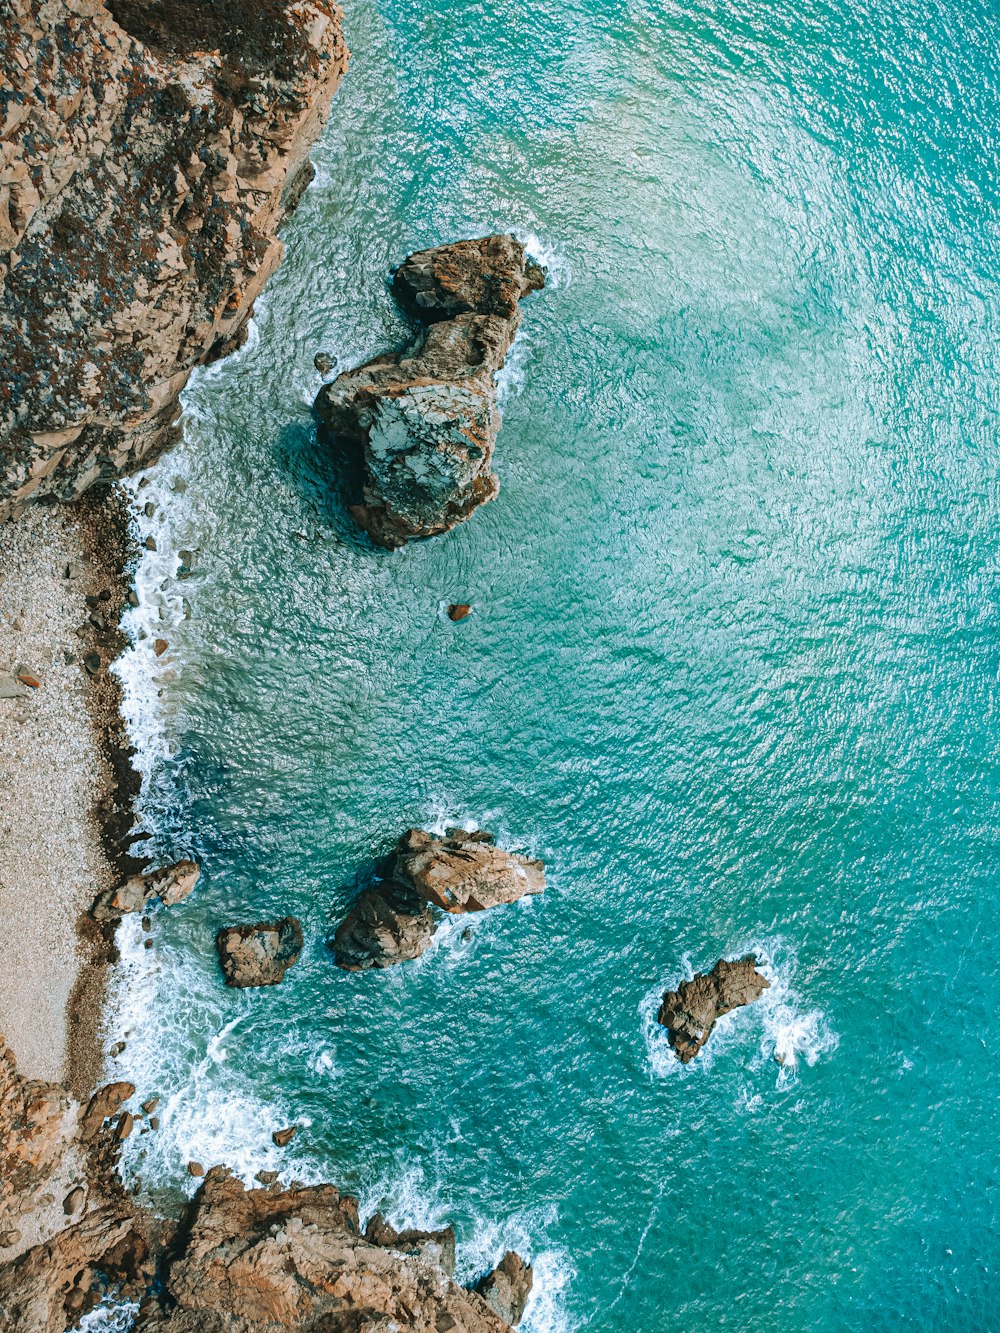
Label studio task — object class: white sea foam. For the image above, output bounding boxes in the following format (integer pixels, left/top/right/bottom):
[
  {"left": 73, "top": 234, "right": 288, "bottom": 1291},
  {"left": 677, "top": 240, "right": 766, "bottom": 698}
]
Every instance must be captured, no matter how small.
[
  {"left": 517, "top": 231, "right": 573, "bottom": 290},
  {"left": 75, "top": 1299, "right": 140, "bottom": 1332},
  {"left": 643, "top": 939, "right": 838, "bottom": 1084}
]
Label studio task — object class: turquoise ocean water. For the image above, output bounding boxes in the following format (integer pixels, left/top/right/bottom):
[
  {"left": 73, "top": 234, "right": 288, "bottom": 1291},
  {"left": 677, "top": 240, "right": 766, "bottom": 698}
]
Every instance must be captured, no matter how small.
[{"left": 109, "top": 0, "right": 1000, "bottom": 1327}]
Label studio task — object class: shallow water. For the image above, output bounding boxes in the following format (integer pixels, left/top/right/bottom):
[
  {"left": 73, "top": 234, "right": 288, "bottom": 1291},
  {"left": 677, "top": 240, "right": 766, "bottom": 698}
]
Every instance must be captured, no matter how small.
[{"left": 110, "top": 0, "right": 1000, "bottom": 1327}]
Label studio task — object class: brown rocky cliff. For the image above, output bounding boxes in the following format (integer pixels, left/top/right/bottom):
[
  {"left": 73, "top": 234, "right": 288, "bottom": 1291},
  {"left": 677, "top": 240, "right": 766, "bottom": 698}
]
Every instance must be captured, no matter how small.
[{"left": 0, "top": 0, "right": 348, "bottom": 519}]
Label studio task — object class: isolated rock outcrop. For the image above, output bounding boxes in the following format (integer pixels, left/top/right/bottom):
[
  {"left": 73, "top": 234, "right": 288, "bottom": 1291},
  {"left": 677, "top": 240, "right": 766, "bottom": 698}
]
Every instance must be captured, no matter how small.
[
  {"left": 314, "top": 235, "right": 545, "bottom": 548},
  {"left": 332, "top": 829, "right": 544, "bottom": 970},
  {"left": 477, "top": 1250, "right": 534, "bottom": 1326},
  {"left": 139, "top": 1168, "right": 516, "bottom": 1333},
  {"left": 657, "top": 955, "right": 770, "bottom": 1063},
  {"left": 216, "top": 917, "right": 304, "bottom": 987},
  {"left": 0, "top": 0, "right": 348, "bottom": 519},
  {"left": 91, "top": 860, "right": 200, "bottom": 920}
]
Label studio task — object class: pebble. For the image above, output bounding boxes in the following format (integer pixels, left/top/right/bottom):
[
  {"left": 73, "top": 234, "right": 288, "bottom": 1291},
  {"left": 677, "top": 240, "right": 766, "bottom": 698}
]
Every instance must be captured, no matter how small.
[
  {"left": 144, "top": 536, "right": 157, "bottom": 552},
  {"left": 109, "top": 1041, "right": 126, "bottom": 1057},
  {"left": 144, "top": 502, "right": 156, "bottom": 518},
  {"left": 314, "top": 351, "right": 334, "bottom": 375},
  {"left": 154, "top": 638, "right": 168, "bottom": 656},
  {"left": 83, "top": 652, "right": 103, "bottom": 676}
]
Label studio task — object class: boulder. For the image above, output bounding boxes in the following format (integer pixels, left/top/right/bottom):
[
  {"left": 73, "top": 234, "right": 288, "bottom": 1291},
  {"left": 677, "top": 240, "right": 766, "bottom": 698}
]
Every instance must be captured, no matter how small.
[
  {"left": 215, "top": 917, "right": 303, "bottom": 988},
  {"left": 91, "top": 861, "right": 200, "bottom": 921},
  {"left": 314, "top": 235, "right": 544, "bottom": 548},
  {"left": 330, "top": 879, "right": 437, "bottom": 971},
  {"left": 331, "top": 830, "right": 544, "bottom": 970},
  {"left": 447, "top": 602, "right": 473, "bottom": 621},
  {"left": 80, "top": 1081, "right": 135, "bottom": 1139},
  {"left": 364, "top": 1213, "right": 457, "bottom": 1276},
  {"left": 476, "top": 1251, "right": 534, "bottom": 1326},
  {"left": 394, "top": 828, "right": 545, "bottom": 914},
  {"left": 657, "top": 955, "right": 770, "bottom": 1063}
]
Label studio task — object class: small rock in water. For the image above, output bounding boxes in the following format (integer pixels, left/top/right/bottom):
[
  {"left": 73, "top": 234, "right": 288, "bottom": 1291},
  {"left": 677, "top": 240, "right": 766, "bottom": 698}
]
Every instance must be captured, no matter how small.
[
  {"left": 447, "top": 603, "right": 473, "bottom": 621},
  {"left": 116, "top": 1111, "right": 134, "bottom": 1141},
  {"left": 128, "top": 590, "right": 139, "bottom": 607},
  {"left": 215, "top": 917, "right": 304, "bottom": 988},
  {"left": 272, "top": 1125, "right": 298, "bottom": 1148},
  {"left": 149, "top": 1116, "right": 160, "bottom": 1131},
  {"left": 256, "top": 1170, "right": 279, "bottom": 1186},
  {"left": 143, "top": 938, "right": 154, "bottom": 950},
  {"left": 109, "top": 1041, "right": 126, "bottom": 1058},
  {"left": 170, "top": 476, "right": 187, "bottom": 493},
  {"left": 657, "top": 955, "right": 770, "bottom": 1063},
  {"left": 154, "top": 638, "right": 169, "bottom": 657},
  {"left": 314, "top": 351, "right": 334, "bottom": 375},
  {"left": 188, "top": 1161, "right": 205, "bottom": 1178},
  {"left": 142, "top": 1097, "right": 159, "bottom": 1114},
  {"left": 144, "top": 501, "right": 156, "bottom": 518}
]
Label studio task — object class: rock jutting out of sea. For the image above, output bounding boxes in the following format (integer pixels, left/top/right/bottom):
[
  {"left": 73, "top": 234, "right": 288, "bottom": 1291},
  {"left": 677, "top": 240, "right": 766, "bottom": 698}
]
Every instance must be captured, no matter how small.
[
  {"left": 0, "top": 0, "right": 348, "bottom": 520},
  {"left": 476, "top": 1250, "right": 535, "bottom": 1327},
  {"left": 313, "top": 234, "right": 545, "bottom": 548},
  {"left": 657, "top": 955, "right": 771, "bottom": 1063},
  {"left": 91, "top": 860, "right": 200, "bottom": 921},
  {"left": 331, "top": 828, "right": 545, "bottom": 970},
  {"left": 215, "top": 916, "right": 304, "bottom": 988}
]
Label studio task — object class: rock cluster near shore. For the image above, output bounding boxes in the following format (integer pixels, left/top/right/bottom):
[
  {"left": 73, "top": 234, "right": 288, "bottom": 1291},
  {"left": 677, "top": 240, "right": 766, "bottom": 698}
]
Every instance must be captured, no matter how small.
[
  {"left": 332, "top": 828, "right": 545, "bottom": 970},
  {"left": 657, "top": 956, "right": 770, "bottom": 1063},
  {"left": 0, "top": 0, "right": 348, "bottom": 520},
  {"left": 0, "top": 1037, "right": 531, "bottom": 1333},
  {"left": 91, "top": 860, "right": 200, "bottom": 921},
  {"left": 314, "top": 234, "right": 545, "bottom": 548},
  {"left": 215, "top": 916, "right": 305, "bottom": 988}
]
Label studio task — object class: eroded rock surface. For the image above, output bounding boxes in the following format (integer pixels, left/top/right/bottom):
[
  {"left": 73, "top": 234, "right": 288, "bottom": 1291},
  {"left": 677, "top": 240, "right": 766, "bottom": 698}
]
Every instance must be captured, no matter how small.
[
  {"left": 91, "top": 859, "right": 200, "bottom": 920},
  {"left": 476, "top": 1250, "right": 534, "bottom": 1327},
  {"left": 332, "top": 829, "right": 545, "bottom": 970},
  {"left": 0, "top": 0, "right": 348, "bottom": 519},
  {"left": 657, "top": 955, "right": 770, "bottom": 1063},
  {"left": 216, "top": 917, "right": 304, "bottom": 987},
  {"left": 314, "top": 234, "right": 545, "bottom": 548},
  {"left": 140, "top": 1168, "right": 516, "bottom": 1333}
]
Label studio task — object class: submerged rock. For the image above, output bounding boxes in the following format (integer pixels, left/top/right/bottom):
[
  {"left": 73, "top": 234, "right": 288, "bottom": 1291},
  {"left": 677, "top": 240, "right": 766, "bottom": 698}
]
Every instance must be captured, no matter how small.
[
  {"left": 476, "top": 1250, "right": 534, "bottom": 1326},
  {"left": 657, "top": 955, "right": 770, "bottom": 1063},
  {"left": 215, "top": 917, "right": 304, "bottom": 988},
  {"left": 91, "top": 861, "right": 200, "bottom": 921},
  {"left": 331, "top": 829, "right": 544, "bottom": 970},
  {"left": 314, "top": 234, "right": 545, "bottom": 548}
]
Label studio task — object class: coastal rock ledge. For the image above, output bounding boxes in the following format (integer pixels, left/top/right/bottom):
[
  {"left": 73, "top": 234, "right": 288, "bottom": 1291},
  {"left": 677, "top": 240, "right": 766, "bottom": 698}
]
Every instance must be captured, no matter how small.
[
  {"left": 0, "top": 0, "right": 348, "bottom": 520},
  {"left": 333, "top": 828, "right": 545, "bottom": 969},
  {"left": 314, "top": 234, "right": 545, "bottom": 548},
  {"left": 657, "top": 955, "right": 770, "bottom": 1063}
]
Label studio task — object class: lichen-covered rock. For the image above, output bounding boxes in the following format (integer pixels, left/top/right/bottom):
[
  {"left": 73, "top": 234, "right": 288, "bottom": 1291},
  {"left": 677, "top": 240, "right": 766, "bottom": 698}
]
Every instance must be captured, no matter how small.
[
  {"left": 657, "top": 955, "right": 771, "bottom": 1063},
  {"left": 331, "top": 829, "right": 545, "bottom": 970},
  {"left": 215, "top": 916, "right": 304, "bottom": 987},
  {"left": 91, "top": 860, "right": 200, "bottom": 920},
  {"left": 139, "top": 1168, "right": 515, "bottom": 1332},
  {"left": 476, "top": 1250, "right": 534, "bottom": 1326},
  {"left": 330, "top": 878, "right": 437, "bottom": 971},
  {"left": 315, "top": 235, "right": 544, "bottom": 548},
  {"left": 0, "top": 0, "right": 348, "bottom": 520}
]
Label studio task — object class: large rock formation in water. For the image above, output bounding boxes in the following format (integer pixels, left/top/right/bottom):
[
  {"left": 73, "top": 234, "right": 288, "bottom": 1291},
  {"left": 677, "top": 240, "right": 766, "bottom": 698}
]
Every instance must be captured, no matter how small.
[
  {"left": 0, "top": 0, "right": 348, "bottom": 520},
  {"left": 657, "top": 955, "right": 770, "bottom": 1063},
  {"left": 314, "top": 235, "right": 545, "bottom": 548},
  {"left": 0, "top": 1038, "right": 529, "bottom": 1332},
  {"left": 332, "top": 828, "right": 545, "bottom": 970}
]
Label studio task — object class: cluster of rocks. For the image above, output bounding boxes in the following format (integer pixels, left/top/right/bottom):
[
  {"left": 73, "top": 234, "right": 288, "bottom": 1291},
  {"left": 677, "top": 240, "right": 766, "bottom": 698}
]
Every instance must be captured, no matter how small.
[
  {"left": 91, "top": 859, "right": 200, "bottom": 922},
  {"left": 332, "top": 827, "right": 546, "bottom": 970},
  {"left": 315, "top": 234, "right": 545, "bottom": 548},
  {"left": 657, "top": 955, "right": 771, "bottom": 1063},
  {"left": 0, "top": 1036, "right": 533, "bottom": 1333}
]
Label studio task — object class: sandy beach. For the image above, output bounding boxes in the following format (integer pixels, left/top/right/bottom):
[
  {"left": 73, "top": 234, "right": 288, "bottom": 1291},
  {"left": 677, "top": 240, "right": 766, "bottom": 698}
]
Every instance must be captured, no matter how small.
[{"left": 0, "top": 494, "right": 134, "bottom": 1095}]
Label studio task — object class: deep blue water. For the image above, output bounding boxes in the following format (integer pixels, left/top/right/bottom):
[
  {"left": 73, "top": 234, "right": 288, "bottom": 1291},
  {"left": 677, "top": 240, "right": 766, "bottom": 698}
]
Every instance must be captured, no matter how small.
[{"left": 109, "top": 0, "right": 1000, "bottom": 1327}]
